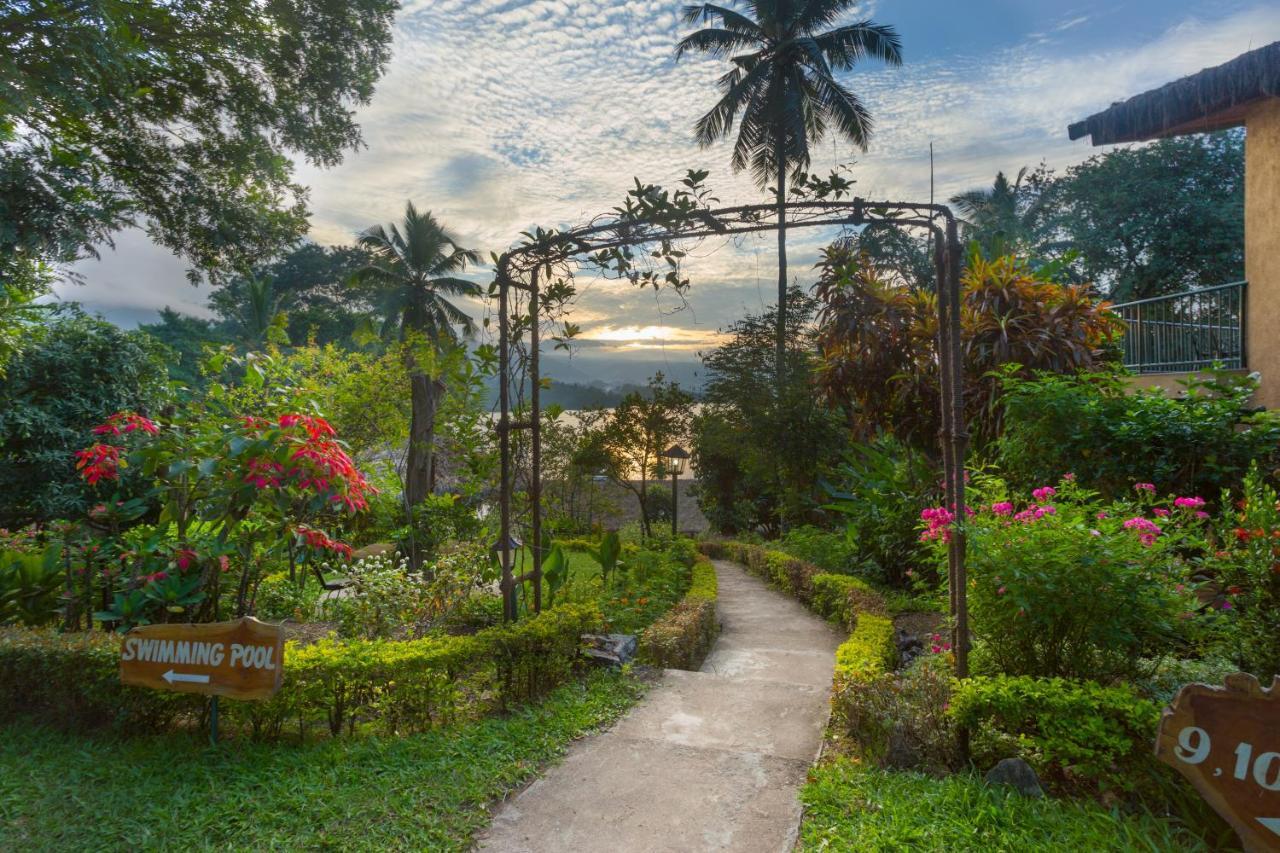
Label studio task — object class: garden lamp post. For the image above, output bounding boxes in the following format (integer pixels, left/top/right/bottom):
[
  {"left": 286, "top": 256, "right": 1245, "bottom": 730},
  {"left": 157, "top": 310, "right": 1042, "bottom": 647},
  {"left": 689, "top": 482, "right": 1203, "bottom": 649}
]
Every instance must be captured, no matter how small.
[{"left": 660, "top": 445, "right": 689, "bottom": 538}]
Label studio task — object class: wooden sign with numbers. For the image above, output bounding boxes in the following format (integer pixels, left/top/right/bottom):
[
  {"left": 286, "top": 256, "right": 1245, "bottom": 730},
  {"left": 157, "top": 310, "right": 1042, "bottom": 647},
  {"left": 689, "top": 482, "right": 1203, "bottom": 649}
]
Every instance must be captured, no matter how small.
[
  {"left": 119, "top": 617, "right": 285, "bottom": 700},
  {"left": 1155, "top": 673, "right": 1280, "bottom": 852}
]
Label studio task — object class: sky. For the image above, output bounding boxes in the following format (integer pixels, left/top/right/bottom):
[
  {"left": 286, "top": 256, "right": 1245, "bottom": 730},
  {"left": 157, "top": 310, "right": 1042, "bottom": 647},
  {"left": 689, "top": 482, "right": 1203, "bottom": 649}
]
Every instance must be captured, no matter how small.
[{"left": 63, "top": 0, "right": 1280, "bottom": 378}]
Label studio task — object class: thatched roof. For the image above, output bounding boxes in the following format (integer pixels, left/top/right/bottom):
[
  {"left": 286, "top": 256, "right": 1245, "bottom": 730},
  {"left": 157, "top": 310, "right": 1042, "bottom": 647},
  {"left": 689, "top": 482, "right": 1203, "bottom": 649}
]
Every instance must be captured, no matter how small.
[{"left": 1068, "top": 41, "right": 1280, "bottom": 145}]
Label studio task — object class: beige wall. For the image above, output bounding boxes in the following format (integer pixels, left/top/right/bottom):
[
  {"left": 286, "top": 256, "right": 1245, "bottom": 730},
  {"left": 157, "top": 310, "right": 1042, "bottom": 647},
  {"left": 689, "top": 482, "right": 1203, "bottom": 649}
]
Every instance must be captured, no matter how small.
[
  {"left": 1122, "top": 369, "right": 1252, "bottom": 398},
  {"left": 1246, "top": 99, "right": 1280, "bottom": 409}
]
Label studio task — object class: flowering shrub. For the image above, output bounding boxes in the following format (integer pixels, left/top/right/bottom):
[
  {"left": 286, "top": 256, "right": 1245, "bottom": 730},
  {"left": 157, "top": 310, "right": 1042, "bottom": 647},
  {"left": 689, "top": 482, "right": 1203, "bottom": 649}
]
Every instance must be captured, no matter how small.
[
  {"left": 924, "top": 475, "right": 1205, "bottom": 681},
  {"left": 1203, "top": 463, "right": 1280, "bottom": 679},
  {"left": 72, "top": 409, "right": 374, "bottom": 629}
]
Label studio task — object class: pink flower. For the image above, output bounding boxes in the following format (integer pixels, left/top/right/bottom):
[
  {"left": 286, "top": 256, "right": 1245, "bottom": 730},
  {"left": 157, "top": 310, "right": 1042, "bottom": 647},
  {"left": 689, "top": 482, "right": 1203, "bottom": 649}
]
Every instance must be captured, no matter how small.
[
  {"left": 1123, "top": 517, "right": 1162, "bottom": 536},
  {"left": 997, "top": 586, "right": 1007, "bottom": 595},
  {"left": 991, "top": 501, "right": 1014, "bottom": 516},
  {"left": 1174, "top": 496, "right": 1206, "bottom": 509},
  {"left": 1062, "top": 473, "right": 1076, "bottom": 482},
  {"left": 1153, "top": 507, "right": 1170, "bottom": 518},
  {"left": 1089, "top": 529, "right": 1101, "bottom": 536},
  {"left": 1096, "top": 511, "right": 1108, "bottom": 520},
  {"left": 1195, "top": 511, "right": 1210, "bottom": 519},
  {"left": 1134, "top": 482, "right": 1156, "bottom": 493},
  {"left": 1032, "top": 486, "right": 1056, "bottom": 502},
  {"left": 1139, "top": 533, "right": 1158, "bottom": 547}
]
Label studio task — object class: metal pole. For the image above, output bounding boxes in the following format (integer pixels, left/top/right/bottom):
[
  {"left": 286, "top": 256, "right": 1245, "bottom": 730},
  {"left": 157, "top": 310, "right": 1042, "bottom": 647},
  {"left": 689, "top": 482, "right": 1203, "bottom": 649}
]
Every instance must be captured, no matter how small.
[
  {"left": 498, "top": 260, "right": 515, "bottom": 623},
  {"left": 671, "top": 467, "right": 678, "bottom": 538},
  {"left": 945, "top": 215, "right": 970, "bottom": 680},
  {"left": 530, "top": 266, "right": 543, "bottom": 615}
]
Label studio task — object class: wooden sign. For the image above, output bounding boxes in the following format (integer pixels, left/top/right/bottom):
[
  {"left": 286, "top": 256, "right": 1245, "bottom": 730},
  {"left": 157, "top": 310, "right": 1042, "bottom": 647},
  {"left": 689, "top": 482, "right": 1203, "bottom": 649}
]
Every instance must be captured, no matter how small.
[
  {"left": 1155, "top": 673, "right": 1280, "bottom": 852},
  {"left": 120, "top": 617, "right": 285, "bottom": 701}
]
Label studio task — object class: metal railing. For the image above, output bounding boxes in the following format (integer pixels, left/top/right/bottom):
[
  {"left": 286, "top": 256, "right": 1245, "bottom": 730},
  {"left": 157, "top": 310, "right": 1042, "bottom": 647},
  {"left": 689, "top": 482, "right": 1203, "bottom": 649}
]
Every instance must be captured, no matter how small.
[{"left": 1111, "top": 281, "right": 1246, "bottom": 373}]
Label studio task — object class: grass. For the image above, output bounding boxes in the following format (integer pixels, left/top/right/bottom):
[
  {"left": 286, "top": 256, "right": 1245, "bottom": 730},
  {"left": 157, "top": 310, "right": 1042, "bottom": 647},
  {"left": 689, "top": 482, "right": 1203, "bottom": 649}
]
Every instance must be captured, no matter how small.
[
  {"left": 0, "top": 670, "right": 643, "bottom": 852},
  {"left": 515, "top": 544, "right": 690, "bottom": 633},
  {"left": 800, "top": 759, "right": 1212, "bottom": 852}
]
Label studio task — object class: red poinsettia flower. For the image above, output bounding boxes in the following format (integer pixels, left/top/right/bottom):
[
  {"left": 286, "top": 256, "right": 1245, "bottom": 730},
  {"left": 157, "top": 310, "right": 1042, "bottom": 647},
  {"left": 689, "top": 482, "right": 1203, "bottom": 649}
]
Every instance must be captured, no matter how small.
[
  {"left": 93, "top": 412, "right": 159, "bottom": 437},
  {"left": 75, "top": 443, "right": 121, "bottom": 484}
]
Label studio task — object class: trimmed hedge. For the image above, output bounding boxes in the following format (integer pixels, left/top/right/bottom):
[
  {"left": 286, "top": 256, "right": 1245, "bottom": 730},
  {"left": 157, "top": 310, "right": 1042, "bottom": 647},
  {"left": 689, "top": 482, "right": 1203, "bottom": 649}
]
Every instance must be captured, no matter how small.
[
  {"left": 0, "top": 603, "right": 602, "bottom": 740},
  {"left": 638, "top": 556, "right": 719, "bottom": 670},
  {"left": 812, "top": 573, "right": 888, "bottom": 629},
  {"left": 949, "top": 675, "right": 1162, "bottom": 796}
]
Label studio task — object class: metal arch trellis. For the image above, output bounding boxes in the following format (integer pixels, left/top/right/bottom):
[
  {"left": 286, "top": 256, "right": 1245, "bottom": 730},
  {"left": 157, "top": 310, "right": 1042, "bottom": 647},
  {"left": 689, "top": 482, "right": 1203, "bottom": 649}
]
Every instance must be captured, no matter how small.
[{"left": 492, "top": 196, "right": 972, "bottom": 677}]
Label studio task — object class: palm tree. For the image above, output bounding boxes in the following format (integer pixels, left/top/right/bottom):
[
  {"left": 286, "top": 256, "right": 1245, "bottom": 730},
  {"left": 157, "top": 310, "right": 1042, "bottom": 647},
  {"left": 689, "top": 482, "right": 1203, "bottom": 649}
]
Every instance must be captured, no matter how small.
[
  {"left": 950, "top": 167, "right": 1039, "bottom": 259},
  {"left": 676, "top": 0, "right": 902, "bottom": 394},
  {"left": 353, "top": 203, "right": 481, "bottom": 506},
  {"left": 234, "top": 275, "right": 286, "bottom": 348}
]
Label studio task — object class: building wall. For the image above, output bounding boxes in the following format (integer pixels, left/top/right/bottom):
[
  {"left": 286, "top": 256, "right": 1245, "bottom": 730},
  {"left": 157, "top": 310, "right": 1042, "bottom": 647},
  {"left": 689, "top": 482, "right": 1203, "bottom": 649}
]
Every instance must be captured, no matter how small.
[
  {"left": 1246, "top": 99, "right": 1280, "bottom": 409},
  {"left": 1123, "top": 369, "right": 1251, "bottom": 398}
]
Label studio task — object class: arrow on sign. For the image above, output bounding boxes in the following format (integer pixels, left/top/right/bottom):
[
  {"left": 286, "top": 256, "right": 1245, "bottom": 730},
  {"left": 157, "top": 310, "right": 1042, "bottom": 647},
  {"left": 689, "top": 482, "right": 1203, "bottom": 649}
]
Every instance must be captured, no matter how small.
[
  {"left": 162, "top": 670, "right": 210, "bottom": 685},
  {"left": 1259, "top": 818, "right": 1280, "bottom": 836}
]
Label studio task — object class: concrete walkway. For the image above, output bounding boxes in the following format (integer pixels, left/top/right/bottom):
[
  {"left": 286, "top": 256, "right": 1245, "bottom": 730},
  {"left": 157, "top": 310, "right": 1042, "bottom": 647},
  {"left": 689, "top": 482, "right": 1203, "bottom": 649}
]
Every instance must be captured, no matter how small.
[{"left": 477, "top": 559, "right": 843, "bottom": 853}]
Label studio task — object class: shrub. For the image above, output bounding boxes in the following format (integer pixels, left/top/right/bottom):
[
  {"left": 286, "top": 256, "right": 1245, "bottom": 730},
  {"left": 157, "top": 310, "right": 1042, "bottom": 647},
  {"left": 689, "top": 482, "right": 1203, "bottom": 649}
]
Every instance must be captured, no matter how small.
[
  {"left": 0, "top": 628, "right": 201, "bottom": 731},
  {"left": 317, "top": 553, "right": 429, "bottom": 639},
  {"left": 829, "top": 610, "right": 899, "bottom": 756},
  {"left": 830, "top": 653, "right": 956, "bottom": 771},
  {"left": 777, "top": 525, "right": 862, "bottom": 575},
  {"left": 814, "top": 250, "right": 1120, "bottom": 452},
  {"left": 931, "top": 476, "right": 1200, "bottom": 681},
  {"left": 0, "top": 603, "right": 602, "bottom": 739},
  {"left": 0, "top": 544, "right": 64, "bottom": 626},
  {"left": 638, "top": 556, "right": 719, "bottom": 669},
  {"left": 823, "top": 437, "right": 938, "bottom": 587},
  {"left": 950, "top": 675, "right": 1161, "bottom": 796},
  {"left": 997, "top": 369, "right": 1280, "bottom": 501},
  {"left": 1209, "top": 463, "right": 1280, "bottom": 680},
  {"left": 253, "top": 570, "right": 323, "bottom": 622},
  {"left": 811, "top": 573, "right": 886, "bottom": 629},
  {"left": 833, "top": 612, "right": 896, "bottom": 684}
]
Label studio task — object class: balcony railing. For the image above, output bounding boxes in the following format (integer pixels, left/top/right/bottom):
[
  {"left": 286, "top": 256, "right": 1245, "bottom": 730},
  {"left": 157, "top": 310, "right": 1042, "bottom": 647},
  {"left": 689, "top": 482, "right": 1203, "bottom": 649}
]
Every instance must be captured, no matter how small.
[{"left": 1110, "top": 281, "right": 1246, "bottom": 374}]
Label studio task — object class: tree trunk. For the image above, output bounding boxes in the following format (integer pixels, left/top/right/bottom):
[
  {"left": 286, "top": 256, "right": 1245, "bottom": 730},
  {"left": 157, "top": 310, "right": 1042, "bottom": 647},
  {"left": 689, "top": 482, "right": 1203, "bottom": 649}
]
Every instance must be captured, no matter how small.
[
  {"left": 406, "top": 372, "right": 443, "bottom": 506},
  {"left": 638, "top": 466, "right": 650, "bottom": 538},
  {"left": 775, "top": 144, "right": 788, "bottom": 401}
]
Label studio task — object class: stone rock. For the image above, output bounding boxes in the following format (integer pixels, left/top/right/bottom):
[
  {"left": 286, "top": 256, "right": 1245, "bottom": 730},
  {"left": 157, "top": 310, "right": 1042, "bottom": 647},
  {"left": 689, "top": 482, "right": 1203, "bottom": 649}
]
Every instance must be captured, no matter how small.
[
  {"left": 985, "top": 757, "right": 1044, "bottom": 798},
  {"left": 582, "top": 633, "right": 638, "bottom": 667},
  {"left": 351, "top": 542, "right": 396, "bottom": 561},
  {"left": 894, "top": 627, "right": 925, "bottom": 667},
  {"left": 883, "top": 724, "right": 922, "bottom": 770}
]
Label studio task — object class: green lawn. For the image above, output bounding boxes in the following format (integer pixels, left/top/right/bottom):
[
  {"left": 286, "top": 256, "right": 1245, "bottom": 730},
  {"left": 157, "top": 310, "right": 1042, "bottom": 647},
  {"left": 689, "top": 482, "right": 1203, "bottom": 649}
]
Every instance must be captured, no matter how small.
[
  {"left": 0, "top": 670, "right": 643, "bottom": 852},
  {"left": 800, "top": 759, "right": 1214, "bottom": 852}
]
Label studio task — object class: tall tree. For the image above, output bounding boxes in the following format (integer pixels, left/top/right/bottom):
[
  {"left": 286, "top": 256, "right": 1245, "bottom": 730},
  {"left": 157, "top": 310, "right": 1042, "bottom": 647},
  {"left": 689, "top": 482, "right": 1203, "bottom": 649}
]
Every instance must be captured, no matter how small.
[
  {"left": 0, "top": 0, "right": 397, "bottom": 284},
  {"left": 950, "top": 166, "right": 1051, "bottom": 260},
  {"left": 675, "top": 0, "right": 902, "bottom": 396},
  {"left": 1042, "top": 131, "right": 1244, "bottom": 300},
  {"left": 209, "top": 243, "right": 375, "bottom": 346},
  {"left": 0, "top": 307, "right": 171, "bottom": 527},
  {"left": 694, "top": 286, "right": 844, "bottom": 534},
  {"left": 352, "top": 204, "right": 481, "bottom": 506},
  {"left": 601, "top": 375, "right": 694, "bottom": 538}
]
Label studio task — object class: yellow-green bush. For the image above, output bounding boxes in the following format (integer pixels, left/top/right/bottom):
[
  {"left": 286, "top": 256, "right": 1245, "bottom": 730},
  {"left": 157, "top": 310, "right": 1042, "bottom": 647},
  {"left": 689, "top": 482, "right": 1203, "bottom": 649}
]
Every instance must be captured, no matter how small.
[
  {"left": 638, "top": 557, "right": 719, "bottom": 670},
  {"left": 0, "top": 603, "right": 602, "bottom": 740},
  {"left": 812, "top": 573, "right": 887, "bottom": 629},
  {"left": 0, "top": 628, "right": 201, "bottom": 730}
]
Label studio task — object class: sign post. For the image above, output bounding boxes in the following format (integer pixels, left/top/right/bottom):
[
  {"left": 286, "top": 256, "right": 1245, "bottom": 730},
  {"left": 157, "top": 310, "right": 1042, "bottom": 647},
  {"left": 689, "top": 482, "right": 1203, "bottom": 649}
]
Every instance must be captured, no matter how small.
[
  {"left": 1155, "top": 673, "right": 1280, "bottom": 852},
  {"left": 119, "top": 617, "right": 285, "bottom": 743}
]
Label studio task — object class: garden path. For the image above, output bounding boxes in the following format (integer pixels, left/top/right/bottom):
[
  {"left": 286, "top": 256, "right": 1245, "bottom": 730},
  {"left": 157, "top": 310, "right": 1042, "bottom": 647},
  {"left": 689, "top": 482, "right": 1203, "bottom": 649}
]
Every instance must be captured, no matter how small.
[{"left": 477, "top": 559, "right": 842, "bottom": 852}]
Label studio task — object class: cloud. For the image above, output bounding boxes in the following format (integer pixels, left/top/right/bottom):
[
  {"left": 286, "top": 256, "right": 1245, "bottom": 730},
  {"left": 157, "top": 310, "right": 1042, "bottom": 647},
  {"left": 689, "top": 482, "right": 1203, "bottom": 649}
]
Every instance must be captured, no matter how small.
[{"left": 64, "top": 1, "right": 1280, "bottom": 359}]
